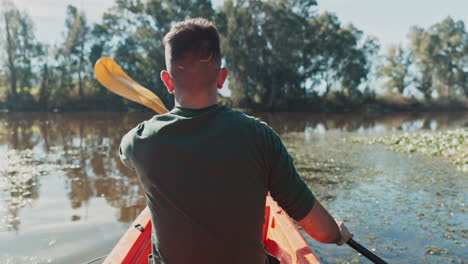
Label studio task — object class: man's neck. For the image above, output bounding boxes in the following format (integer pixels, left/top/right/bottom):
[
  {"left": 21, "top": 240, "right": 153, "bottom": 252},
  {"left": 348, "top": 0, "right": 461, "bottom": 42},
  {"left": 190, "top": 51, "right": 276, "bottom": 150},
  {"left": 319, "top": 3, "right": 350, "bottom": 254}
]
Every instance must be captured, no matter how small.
[{"left": 174, "top": 92, "right": 218, "bottom": 109}]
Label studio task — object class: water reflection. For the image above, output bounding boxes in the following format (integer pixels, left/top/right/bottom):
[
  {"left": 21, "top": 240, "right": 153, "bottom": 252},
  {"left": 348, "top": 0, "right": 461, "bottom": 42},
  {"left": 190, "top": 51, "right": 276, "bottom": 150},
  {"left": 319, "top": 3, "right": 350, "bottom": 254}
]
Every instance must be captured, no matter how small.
[
  {"left": 254, "top": 112, "right": 468, "bottom": 135},
  {"left": 1, "top": 111, "right": 466, "bottom": 231},
  {"left": 1, "top": 150, "right": 42, "bottom": 232},
  {"left": 0, "top": 112, "right": 152, "bottom": 233},
  {"left": 0, "top": 111, "right": 466, "bottom": 263}
]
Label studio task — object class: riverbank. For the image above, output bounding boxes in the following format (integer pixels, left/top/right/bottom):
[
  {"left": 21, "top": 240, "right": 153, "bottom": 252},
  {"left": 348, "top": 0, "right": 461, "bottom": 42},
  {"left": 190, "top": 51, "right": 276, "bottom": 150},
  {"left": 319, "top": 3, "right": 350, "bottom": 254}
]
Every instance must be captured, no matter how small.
[
  {"left": 235, "top": 96, "right": 468, "bottom": 113},
  {"left": 1, "top": 95, "right": 467, "bottom": 113}
]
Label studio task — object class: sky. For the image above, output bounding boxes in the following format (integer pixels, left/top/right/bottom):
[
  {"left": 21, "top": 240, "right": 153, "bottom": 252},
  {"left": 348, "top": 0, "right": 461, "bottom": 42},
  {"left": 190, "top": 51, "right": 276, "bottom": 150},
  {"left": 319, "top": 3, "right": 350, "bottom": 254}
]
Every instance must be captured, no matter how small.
[{"left": 10, "top": 0, "right": 468, "bottom": 51}]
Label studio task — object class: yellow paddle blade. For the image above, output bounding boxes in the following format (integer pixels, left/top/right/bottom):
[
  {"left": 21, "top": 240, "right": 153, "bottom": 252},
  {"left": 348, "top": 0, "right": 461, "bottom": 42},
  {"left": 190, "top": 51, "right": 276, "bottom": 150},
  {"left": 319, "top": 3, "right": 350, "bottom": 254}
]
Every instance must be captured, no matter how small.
[{"left": 94, "top": 57, "right": 169, "bottom": 114}]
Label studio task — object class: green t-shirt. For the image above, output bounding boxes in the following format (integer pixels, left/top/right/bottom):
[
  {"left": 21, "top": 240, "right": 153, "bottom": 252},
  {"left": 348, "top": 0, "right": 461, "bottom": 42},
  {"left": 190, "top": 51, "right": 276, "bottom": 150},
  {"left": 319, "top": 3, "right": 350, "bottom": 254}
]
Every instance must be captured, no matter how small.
[{"left": 119, "top": 104, "right": 315, "bottom": 264}]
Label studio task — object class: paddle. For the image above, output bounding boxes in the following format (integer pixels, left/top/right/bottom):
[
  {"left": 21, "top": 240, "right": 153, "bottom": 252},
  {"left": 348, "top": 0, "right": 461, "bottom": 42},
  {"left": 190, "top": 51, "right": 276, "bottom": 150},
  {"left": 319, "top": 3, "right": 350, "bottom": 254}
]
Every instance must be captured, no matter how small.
[
  {"left": 94, "top": 57, "right": 389, "bottom": 264},
  {"left": 94, "top": 57, "right": 168, "bottom": 114},
  {"left": 347, "top": 239, "right": 388, "bottom": 264}
]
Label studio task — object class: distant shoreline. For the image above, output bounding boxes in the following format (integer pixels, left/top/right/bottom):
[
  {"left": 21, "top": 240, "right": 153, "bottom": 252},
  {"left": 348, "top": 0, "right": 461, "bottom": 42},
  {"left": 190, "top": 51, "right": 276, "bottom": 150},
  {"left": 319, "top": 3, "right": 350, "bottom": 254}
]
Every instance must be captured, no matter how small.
[{"left": 1, "top": 100, "right": 466, "bottom": 113}]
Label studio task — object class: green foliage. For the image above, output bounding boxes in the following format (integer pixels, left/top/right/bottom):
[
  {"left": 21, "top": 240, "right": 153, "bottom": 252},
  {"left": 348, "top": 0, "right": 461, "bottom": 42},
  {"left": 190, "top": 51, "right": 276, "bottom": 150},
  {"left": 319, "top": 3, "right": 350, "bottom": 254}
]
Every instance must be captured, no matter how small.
[
  {"left": 221, "top": 0, "right": 312, "bottom": 108},
  {"left": 60, "top": 5, "right": 90, "bottom": 98},
  {"left": 378, "top": 45, "right": 412, "bottom": 94},
  {"left": 376, "top": 17, "right": 468, "bottom": 102},
  {"left": 222, "top": 2, "right": 374, "bottom": 109},
  {"left": 1, "top": 1, "right": 41, "bottom": 106},
  {"left": 0, "top": 0, "right": 465, "bottom": 111},
  {"left": 91, "top": 0, "right": 217, "bottom": 109},
  {"left": 409, "top": 17, "right": 468, "bottom": 99},
  {"left": 308, "top": 13, "right": 376, "bottom": 102}
]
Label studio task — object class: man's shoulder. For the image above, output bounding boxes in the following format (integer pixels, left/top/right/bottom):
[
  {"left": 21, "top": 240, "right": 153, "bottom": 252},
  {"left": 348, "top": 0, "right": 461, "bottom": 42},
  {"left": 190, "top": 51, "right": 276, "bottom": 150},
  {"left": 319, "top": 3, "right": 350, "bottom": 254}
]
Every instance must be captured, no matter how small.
[
  {"left": 221, "top": 107, "right": 263, "bottom": 126},
  {"left": 124, "top": 113, "right": 177, "bottom": 139},
  {"left": 220, "top": 107, "right": 276, "bottom": 137},
  {"left": 124, "top": 106, "right": 273, "bottom": 139}
]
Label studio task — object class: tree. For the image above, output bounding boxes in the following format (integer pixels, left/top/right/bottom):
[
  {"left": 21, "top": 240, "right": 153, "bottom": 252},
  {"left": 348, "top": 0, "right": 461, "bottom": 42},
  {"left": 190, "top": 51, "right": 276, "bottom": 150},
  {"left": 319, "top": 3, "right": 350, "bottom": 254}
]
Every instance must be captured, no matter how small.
[
  {"left": 410, "top": 17, "right": 468, "bottom": 99},
  {"left": 360, "top": 36, "right": 380, "bottom": 98},
  {"left": 37, "top": 44, "right": 57, "bottom": 109},
  {"left": 94, "top": 0, "right": 217, "bottom": 109},
  {"left": 378, "top": 45, "right": 412, "bottom": 95},
  {"left": 221, "top": 0, "right": 316, "bottom": 109},
  {"left": 1, "top": 1, "right": 41, "bottom": 106},
  {"left": 307, "top": 12, "right": 375, "bottom": 103},
  {"left": 59, "top": 5, "right": 89, "bottom": 99},
  {"left": 2, "top": 1, "right": 18, "bottom": 102}
]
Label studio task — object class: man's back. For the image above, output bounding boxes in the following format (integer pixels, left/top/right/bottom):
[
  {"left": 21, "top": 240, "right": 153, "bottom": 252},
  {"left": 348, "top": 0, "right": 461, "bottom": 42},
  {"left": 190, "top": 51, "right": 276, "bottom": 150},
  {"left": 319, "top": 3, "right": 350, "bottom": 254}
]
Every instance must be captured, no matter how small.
[{"left": 120, "top": 104, "right": 315, "bottom": 264}]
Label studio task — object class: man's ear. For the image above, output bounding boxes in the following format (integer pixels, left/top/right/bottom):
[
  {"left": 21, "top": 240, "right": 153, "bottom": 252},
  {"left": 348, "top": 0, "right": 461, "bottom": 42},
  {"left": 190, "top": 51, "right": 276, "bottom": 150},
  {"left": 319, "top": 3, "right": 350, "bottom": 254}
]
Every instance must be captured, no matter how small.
[
  {"left": 216, "top": 67, "right": 229, "bottom": 89},
  {"left": 160, "top": 70, "right": 175, "bottom": 93}
]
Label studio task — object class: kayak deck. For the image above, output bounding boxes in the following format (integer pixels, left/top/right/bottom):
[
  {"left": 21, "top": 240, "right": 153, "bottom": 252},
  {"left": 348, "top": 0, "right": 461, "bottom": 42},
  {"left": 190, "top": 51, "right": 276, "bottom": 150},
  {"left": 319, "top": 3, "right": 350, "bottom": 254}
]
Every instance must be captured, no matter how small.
[
  {"left": 103, "top": 196, "right": 321, "bottom": 263},
  {"left": 263, "top": 196, "right": 321, "bottom": 263}
]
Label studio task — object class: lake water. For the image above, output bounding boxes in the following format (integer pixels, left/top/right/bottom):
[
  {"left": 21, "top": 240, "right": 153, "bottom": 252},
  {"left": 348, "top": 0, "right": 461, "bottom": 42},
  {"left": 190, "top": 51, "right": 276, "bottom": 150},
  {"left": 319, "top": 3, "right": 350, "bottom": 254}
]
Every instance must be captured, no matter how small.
[{"left": 0, "top": 111, "right": 466, "bottom": 264}]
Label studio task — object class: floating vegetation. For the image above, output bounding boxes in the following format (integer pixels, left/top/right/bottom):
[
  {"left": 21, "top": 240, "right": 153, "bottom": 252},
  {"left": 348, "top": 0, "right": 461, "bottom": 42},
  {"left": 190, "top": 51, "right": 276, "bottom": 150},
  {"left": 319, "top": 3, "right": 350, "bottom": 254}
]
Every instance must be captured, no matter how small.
[
  {"left": 281, "top": 133, "right": 363, "bottom": 202},
  {"left": 279, "top": 129, "right": 467, "bottom": 263},
  {"left": 2, "top": 113, "right": 466, "bottom": 264},
  {"left": 424, "top": 245, "right": 453, "bottom": 255},
  {"left": 352, "top": 129, "right": 468, "bottom": 172}
]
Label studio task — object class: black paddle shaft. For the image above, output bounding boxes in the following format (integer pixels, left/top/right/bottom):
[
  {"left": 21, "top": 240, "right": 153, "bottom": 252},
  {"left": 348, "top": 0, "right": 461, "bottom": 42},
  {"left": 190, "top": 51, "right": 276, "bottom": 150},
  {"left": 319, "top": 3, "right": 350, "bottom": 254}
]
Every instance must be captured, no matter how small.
[{"left": 347, "top": 239, "right": 388, "bottom": 264}]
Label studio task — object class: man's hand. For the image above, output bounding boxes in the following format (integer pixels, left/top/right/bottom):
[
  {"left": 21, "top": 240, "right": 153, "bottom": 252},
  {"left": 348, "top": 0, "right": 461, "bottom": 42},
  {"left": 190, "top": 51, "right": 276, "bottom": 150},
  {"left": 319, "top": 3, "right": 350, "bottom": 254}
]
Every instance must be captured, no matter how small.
[
  {"left": 335, "top": 220, "right": 353, "bottom": 246},
  {"left": 297, "top": 200, "right": 354, "bottom": 245}
]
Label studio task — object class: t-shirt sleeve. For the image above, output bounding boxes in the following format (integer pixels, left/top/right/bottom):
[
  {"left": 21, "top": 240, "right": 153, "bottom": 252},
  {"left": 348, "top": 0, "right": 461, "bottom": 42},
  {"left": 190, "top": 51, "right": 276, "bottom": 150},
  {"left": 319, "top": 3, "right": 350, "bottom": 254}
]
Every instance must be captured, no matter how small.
[
  {"left": 262, "top": 123, "right": 316, "bottom": 221},
  {"left": 119, "top": 129, "right": 136, "bottom": 169}
]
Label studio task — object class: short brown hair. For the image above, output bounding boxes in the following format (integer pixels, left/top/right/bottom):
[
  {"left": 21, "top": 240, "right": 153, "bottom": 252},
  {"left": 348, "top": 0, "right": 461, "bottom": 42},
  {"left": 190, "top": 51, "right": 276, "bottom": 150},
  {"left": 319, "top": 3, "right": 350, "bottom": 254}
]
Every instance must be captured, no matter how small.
[{"left": 163, "top": 18, "right": 221, "bottom": 69}]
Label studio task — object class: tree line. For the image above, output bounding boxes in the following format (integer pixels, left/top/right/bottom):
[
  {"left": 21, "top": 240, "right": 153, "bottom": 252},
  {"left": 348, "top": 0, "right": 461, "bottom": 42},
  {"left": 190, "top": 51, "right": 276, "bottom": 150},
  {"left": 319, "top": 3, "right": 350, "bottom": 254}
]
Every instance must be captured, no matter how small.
[
  {"left": 0, "top": 0, "right": 467, "bottom": 111},
  {"left": 380, "top": 18, "right": 467, "bottom": 100}
]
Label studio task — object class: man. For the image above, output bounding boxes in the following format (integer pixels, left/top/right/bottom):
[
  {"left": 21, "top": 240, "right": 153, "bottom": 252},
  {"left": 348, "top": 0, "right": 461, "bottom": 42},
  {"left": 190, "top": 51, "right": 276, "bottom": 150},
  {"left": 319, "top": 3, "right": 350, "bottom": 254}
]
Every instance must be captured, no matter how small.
[{"left": 119, "top": 18, "right": 352, "bottom": 264}]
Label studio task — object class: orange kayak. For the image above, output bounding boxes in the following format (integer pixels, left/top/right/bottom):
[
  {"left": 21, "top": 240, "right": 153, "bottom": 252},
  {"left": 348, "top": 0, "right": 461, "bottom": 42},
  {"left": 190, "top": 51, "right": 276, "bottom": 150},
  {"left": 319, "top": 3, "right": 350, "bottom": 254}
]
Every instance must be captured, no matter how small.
[{"left": 103, "top": 196, "right": 322, "bottom": 264}]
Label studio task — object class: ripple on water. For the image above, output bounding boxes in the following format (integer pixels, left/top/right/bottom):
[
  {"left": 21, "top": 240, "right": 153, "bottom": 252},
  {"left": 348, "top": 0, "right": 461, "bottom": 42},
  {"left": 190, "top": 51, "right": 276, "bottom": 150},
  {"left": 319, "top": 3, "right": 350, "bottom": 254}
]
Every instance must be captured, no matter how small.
[
  {"left": 1, "top": 112, "right": 467, "bottom": 263},
  {"left": 281, "top": 130, "right": 467, "bottom": 264},
  {"left": 1, "top": 255, "right": 53, "bottom": 264}
]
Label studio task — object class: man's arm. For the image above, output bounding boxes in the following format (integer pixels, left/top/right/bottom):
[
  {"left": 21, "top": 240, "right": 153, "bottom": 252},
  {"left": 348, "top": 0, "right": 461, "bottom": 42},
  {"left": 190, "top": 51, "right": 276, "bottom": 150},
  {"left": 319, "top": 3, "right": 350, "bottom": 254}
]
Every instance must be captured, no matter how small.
[
  {"left": 119, "top": 128, "right": 137, "bottom": 169},
  {"left": 297, "top": 199, "right": 353, "bottom": 245},
  {"left": 259, "top": 122, "right": 353, "bottom": 245}
]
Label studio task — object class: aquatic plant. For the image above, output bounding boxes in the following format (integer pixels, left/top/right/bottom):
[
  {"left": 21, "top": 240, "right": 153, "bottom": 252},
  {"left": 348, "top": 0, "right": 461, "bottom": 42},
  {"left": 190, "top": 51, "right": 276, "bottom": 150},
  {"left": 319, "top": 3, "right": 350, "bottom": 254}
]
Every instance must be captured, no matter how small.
[{"left": 352, "top": 129, "right": 467, "bottom": 172}]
